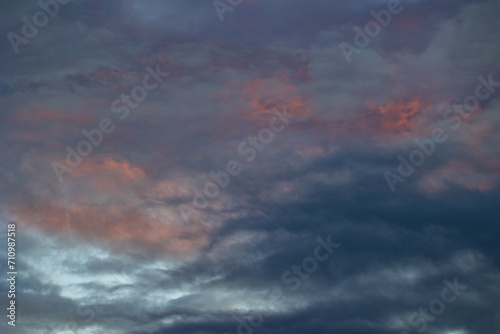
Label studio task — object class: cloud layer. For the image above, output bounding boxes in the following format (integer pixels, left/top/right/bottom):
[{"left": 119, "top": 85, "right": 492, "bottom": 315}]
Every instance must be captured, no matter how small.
[{"left": 0, "top": 0, "right": 499, "bottom": 333}]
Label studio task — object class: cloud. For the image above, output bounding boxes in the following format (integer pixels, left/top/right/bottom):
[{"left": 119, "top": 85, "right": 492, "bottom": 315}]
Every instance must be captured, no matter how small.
[{"left": 0, "top": 0, "right": 500, "bottom": 333}]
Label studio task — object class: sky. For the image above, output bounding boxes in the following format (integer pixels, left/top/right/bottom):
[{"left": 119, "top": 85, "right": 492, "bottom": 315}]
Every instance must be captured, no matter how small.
[{"left": 0, "top": 0, "right": 500, "bottom": 333}]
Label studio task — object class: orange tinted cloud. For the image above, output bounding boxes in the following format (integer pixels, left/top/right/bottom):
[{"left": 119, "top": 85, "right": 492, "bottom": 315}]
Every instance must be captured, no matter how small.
[
  {"left": 212, "top": 75, "right": 311, "bottom": 139},
  {"left": 70, "top": 158, "right": 146, "bottom": 192},
  {"left": 244, "top": 76, "right": 311, "bottom": 120},
  {"left": 8, "top": 200, "right": 207, "bottom": 256},
  {"left": 5, "top": 154, "right": 209, "bottom": 256},
  {"left": 368, "top": 98, "right": 425, "bottom": 135},
  {"left": 284, "top": 98, "right": 428, "bottom": 144},
  {"left": 419, "top": 160, "right": 500, "bottom": 193}
]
